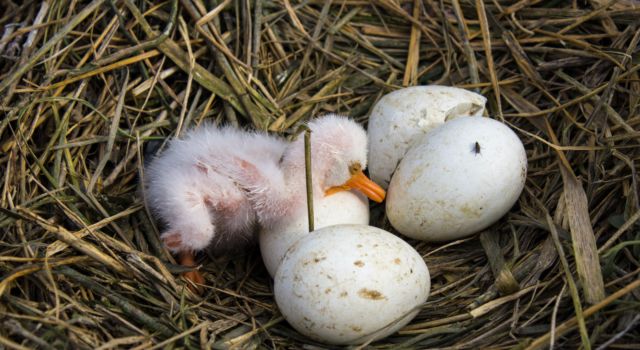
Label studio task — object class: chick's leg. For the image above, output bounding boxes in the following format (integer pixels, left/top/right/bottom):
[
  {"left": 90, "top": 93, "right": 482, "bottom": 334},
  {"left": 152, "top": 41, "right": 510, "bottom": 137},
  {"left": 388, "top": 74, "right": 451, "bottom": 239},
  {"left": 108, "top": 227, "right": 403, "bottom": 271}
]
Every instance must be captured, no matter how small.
[
  {"left": 180, "top": 251, "right": 205, "bottom": 293},
  {"left": 160, "top": 231, "right": 206, "bottom": 292}
]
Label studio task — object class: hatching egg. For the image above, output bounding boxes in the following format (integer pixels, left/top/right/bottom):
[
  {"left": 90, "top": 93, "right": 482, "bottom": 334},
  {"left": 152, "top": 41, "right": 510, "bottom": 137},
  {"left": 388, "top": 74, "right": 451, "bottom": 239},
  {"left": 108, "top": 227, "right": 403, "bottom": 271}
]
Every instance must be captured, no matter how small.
[
  {"left": 386, "top": 116, "right": 527, "bottom": 241},
  {"left": 368, "top": 85, "right": 486, "bottom": 189},
  {"left": 260, "top": 191, "right": 369, "bottom": 277}
]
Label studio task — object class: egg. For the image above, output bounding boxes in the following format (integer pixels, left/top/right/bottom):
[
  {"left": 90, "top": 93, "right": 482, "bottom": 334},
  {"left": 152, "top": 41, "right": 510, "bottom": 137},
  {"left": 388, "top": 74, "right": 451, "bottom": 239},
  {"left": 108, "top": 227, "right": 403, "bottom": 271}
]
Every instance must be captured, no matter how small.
[
  {"left": 260, "top": 191, "right": 369, "bottom": 277},
  {"left": 386, "top": 116, "right": 527, "bottom": 241},
  {"left": 274, "top": 224, "right": 430, "bottom": 345},
  {"left": 368, "top": 85, "right": 486, "bottom": 189}
]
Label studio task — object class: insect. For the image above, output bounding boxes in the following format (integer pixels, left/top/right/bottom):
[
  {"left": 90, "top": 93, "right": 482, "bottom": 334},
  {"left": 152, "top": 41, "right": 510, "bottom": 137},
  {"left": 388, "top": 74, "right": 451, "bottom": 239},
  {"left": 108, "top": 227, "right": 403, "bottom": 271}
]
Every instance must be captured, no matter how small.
[{"left": 473, "top": 141, "right": 481, "bottom": 155}]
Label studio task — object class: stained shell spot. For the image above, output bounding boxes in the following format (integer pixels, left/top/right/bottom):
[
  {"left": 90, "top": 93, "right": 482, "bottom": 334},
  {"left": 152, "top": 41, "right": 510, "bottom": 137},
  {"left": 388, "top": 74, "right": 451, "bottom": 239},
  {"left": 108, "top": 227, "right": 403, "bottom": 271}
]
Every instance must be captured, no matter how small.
[
  {"left": 303, "top": 255, "right": 327, "bottom": 266},
  {"left": 324, "top": 288, "right": 332, "bottom": 294},
  {"left": 393, "top": 258, "right": 401, "bottom": 265},
  {"left": 354, "top": 260, "right": 365, "bottom": 267},
  {"left": 339, "top": 291, "right": 348, "bottom": 298},
  {"left": 459, "top": 203, "right": 482, "bottom": 218},
  {"left": 358, "top": 288, "right": 385, "bottom": 300},
  {"left": 350, "top": 325, "right": 363, "bottom": 332}
]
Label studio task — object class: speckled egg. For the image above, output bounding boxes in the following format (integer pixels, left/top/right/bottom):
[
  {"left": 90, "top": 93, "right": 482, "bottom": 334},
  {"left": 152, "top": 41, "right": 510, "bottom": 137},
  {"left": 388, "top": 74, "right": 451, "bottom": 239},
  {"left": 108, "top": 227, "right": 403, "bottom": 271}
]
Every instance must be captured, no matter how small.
[{"left": 274, "top": 224, "right": 430, "bottom": 345}]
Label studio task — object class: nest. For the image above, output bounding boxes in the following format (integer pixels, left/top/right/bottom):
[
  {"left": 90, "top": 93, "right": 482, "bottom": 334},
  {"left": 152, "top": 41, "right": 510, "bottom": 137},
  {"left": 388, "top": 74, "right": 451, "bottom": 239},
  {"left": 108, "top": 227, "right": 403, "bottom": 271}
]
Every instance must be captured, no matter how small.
[{"left": 1, "top": 0, "right": 639, "bottom": 348}]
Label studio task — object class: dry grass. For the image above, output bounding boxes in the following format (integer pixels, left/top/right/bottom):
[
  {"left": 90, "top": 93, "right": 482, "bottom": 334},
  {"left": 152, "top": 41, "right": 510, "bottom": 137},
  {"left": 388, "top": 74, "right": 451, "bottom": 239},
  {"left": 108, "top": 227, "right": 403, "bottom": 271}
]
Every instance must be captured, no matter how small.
[{"left": 1, "top": 0, "right": 640, "bottom": 348}]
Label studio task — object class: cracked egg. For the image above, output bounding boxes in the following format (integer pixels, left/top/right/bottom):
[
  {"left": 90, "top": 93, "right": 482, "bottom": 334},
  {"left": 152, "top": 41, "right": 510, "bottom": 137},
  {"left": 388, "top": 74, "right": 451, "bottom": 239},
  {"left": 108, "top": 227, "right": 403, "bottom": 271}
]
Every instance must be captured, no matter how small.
[{"left": 367, "top": 85, "right": 487, "bottom": 189}]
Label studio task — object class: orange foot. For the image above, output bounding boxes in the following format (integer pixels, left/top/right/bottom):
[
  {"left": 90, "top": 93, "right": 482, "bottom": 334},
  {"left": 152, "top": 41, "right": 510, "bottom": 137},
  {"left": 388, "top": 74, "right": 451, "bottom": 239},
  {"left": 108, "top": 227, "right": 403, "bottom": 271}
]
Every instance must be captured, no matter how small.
[{"left": 180, "top": 251, "right": 205, "bottom": 294}]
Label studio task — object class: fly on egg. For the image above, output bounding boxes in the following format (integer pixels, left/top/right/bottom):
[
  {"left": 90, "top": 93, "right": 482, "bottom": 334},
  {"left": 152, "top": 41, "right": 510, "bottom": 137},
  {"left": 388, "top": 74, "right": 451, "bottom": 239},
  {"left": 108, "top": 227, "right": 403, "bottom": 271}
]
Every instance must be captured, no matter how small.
[
  {"left": 366, "top": 86, "right": 527, "bottom": 242},
  {"left": 385, "top": 116, "right": 527, "bottom": 241}
]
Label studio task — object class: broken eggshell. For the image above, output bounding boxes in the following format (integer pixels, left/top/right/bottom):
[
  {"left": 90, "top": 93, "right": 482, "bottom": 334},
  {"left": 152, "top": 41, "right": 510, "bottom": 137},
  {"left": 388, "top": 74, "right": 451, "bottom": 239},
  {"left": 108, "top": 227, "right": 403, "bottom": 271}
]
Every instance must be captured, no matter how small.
[
  {"left": 386, "top": 116, "right": 527, "bottom": 241},
  {"left": 259, "top": 190, "right": 369, "bottom": 277},
  {"left": 274, "top": 224, "right": 430, "bottom": 345},
  {"left": 368, "top": 85, "right": 486, "bottom": 188}
]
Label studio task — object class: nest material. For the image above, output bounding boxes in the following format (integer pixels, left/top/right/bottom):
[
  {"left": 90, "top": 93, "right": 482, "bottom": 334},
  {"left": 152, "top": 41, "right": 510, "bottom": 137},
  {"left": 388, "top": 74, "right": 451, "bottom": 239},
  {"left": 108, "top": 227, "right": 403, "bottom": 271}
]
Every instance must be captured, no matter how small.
[{"left": 1, "top": 0, "right": 640, "bottom": 348}]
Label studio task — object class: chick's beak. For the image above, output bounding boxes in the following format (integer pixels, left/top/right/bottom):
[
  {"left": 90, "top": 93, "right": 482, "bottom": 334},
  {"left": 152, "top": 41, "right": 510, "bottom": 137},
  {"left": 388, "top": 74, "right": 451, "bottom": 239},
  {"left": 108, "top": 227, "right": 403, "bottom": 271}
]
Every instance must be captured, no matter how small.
[{"left": 325, "top": 170, "right": 386, "bottom": 203}]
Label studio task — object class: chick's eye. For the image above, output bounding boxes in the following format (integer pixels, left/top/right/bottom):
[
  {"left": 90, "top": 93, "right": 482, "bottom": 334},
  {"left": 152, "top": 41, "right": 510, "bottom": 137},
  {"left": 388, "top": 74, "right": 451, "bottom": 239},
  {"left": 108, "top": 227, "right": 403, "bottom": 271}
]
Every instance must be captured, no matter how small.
[{"left": 349, "top": 163, "right": 362, "bottom": 175}]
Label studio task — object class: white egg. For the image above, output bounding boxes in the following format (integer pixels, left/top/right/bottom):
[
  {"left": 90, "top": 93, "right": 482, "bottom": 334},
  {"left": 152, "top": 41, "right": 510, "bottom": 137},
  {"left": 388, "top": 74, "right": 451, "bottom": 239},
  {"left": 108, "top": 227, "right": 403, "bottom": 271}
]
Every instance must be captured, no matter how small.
[
  {"left": 386, "top": 116, "right": 527, "bottom": 241},
  {"left": 274, "top": 224, "right": 430, "bottom": 345},
  {"left": 368, "top": 85, "right": 486, "bottom": 189},
  {"left": 260, "top": 191, "right": 369, "bottom": 277}
]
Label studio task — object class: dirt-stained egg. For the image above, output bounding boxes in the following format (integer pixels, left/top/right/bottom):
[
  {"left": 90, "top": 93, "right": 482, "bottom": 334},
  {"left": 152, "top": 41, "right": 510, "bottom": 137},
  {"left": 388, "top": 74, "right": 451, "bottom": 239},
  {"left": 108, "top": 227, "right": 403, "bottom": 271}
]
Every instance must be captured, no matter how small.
[
  {"left": 274, "top": 224, "right": 430, "bottom": 345},
  {"left": 386, "top": 116, "right": 527, "bottom": 241},
  {"left": 260, "top": 191, "right": 369, "bottom": 277},
  {"left": 368, "top": 85, "right": 486, "bottom": 189}
]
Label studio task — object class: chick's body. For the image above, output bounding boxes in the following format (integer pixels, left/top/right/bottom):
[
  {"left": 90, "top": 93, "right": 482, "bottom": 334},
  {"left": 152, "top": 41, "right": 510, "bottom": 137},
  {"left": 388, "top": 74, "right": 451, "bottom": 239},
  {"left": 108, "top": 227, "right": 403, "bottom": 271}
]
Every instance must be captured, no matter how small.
[
  {"left": 144, "top": 115, "right": 386, "bottom": 290},
  {"left": 145, "top": 126, "right": 287, "bottom": 253}
]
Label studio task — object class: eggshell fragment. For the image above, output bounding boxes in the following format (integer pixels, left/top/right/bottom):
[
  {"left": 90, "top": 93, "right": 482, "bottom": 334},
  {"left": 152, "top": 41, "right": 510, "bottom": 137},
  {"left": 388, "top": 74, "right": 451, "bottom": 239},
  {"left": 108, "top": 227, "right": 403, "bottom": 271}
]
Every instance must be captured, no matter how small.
[
  {"left": 386, "top": 116, "right": 527, "bottom": 241},
  {"left": 274, "top": 224, "right": 430, "bottom": 345},
  {"left": 368, "top": 85, "right": 486, "bottom": 188},
  {"left": 260, "top": 191, "right": 369, "bottom": 277}
]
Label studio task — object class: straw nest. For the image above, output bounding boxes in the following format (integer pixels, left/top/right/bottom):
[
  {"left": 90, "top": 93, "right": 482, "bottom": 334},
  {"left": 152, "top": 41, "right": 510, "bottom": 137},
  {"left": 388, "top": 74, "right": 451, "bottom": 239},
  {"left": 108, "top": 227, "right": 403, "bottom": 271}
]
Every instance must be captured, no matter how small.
[{"left": 1, "top": 0, "right": 639, "bottom": 349}]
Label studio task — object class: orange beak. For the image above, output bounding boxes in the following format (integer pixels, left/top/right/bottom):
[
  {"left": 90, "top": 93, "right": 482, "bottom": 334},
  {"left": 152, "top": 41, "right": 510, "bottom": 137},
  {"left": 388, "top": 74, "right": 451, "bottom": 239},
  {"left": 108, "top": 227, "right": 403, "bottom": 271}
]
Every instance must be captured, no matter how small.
[{"left": 325, "top": 170, "right": 386, "bottom": 203}]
